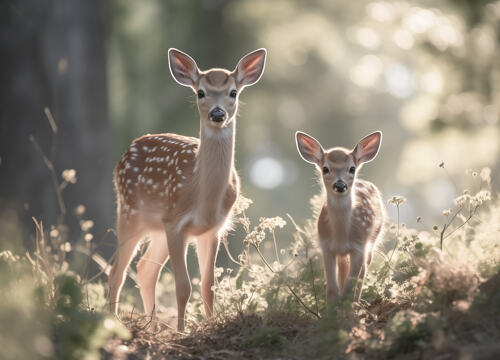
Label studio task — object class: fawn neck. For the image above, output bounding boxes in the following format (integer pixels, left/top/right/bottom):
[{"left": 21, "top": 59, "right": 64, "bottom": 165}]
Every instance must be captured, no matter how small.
[
  {"left": 195, "top": 117, "right": 235, "bottom": 212},
  {"left": 326, "top": 188, "right": 353, "bottom": 238}
]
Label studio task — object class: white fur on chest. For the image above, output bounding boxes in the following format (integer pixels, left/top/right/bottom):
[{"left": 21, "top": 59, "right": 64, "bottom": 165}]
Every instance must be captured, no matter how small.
[
  {"left": 319, "top": 196, "right": 362, "bottom": 255},
  {"left": 176, "top": 186, "right": 235, "bottom": 235}
]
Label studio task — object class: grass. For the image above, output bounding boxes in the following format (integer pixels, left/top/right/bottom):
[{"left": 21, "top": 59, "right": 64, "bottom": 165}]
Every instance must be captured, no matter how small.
[{"left": 1, "top": 116, "right": 499, "bottom": 359}]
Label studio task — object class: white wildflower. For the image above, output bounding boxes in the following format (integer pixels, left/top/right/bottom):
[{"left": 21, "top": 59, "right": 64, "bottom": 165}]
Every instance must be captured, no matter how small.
[
  {"left": 80, "top": 220, "right": 94, "bottom": 232},
  {"left": 388, "top": 195, "right": 406, "bottom": 206},
  {"left": 75, "top": 205, "right": 86, "bottom": 216},
  {"left": 62, "top": 169, "right": 77, "bottom": 183},
  {"left": 60, "top": 242, "right": 72, "bottom": 252}
]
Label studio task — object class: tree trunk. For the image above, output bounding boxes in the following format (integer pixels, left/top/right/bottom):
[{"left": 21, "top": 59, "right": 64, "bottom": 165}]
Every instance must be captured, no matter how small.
[{"left": 0, "top": 0, "right": 113, "bottom": 248}]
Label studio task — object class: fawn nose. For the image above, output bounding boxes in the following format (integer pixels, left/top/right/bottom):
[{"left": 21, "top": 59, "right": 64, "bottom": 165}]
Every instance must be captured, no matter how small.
[
  {"left": 209, "top": 107, "right": 226, "bottom": 122},
  {"left": 333, "top": 180, "right": 347, "bottom": 193}
]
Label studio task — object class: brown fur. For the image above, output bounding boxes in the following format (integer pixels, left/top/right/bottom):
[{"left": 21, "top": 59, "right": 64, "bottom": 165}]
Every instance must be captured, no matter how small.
[
  {"left": 296, "top": 131, "right": 385, "bottom": 303},
  {"left": 109, "top": 48, "right": 266, "bottom": 331}
]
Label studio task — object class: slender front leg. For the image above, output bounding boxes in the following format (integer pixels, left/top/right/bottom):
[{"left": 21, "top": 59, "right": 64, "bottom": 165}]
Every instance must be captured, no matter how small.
[
  {"left": 355, "top": 264, "right": 367, "bottom": 301},
  {"left": 347, "top": 250, "right": 366, "bottom": 301},
  {"left": 337, "top": 255, "right": 350, "bottom": 293},
  {"left": 109, "top": 225, "right": 143, "bottom": 315},
  {"left": 196, "top": 231, "right": 220, "bottom": 317},
  {"left": 165, "top": 226, "right": 191, "bottom": 332},
  {"left": 137, "top": 230, "right": 169, "bottom": 320},
  {"left": 322, "top": 248, "right": 339, "bottom": 303}
]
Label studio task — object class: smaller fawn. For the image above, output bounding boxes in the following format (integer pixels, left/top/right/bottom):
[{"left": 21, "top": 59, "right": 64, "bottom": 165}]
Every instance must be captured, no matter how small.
[{"left": 296, "top": 131, "right": 385, "bottom": 303}]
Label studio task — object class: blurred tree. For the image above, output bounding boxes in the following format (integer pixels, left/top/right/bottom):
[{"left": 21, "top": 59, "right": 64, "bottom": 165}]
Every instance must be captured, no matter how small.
[
  {"left": 0, "top": 0, "right": 112, "bottom": 246},
  {"left": 109, "top": 0, "right": 238, "bottom": 155}
]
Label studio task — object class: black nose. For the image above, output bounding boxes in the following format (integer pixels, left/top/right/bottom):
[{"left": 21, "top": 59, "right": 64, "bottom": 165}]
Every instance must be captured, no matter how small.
[
  {"left": 333, "top": 180, "right": 347, "bottom": 193},
  {"left": 209, "top": 107, "right": 226, "bottom": 122}
]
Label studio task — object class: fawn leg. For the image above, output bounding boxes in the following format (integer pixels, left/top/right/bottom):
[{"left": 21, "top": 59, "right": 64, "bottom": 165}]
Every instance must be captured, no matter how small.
[
  {"left": 347, "top": 250, "right": 366, "bottom": 301},
  {"left": 165, "top": 227, "right": 191, "bottom": 332},
  {"left": 196, "top": 231, "right": 220, "bottom": 317},
  {"left": 109, "top": 224, "right": 143, "bottom": 314},
  {"left": 137, "top": 230, "right": 169, "bottom": 319},
  {"left": 323, "top": 251, "right": 339, "bottom": 303},
  {"left": 337, "top": 255, "right": 350, "bottom": 293}
]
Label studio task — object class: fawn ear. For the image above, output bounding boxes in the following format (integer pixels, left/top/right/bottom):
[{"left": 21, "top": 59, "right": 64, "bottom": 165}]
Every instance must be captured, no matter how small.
[
  {"left": 168, "top": 48, "right": 199, "bottom": 87},
  {"left": 296, "top": 131, "right": 324, "bottom": 166},
  {"left": 234, "top": 48, "right": 267, "bottom": 88},
  {"left": 353, "top": 131, "right": 382, "bottom": 165}
]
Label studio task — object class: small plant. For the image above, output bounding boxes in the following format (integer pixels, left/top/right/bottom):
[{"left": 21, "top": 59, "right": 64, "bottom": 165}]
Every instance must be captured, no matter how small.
[
  {"left": 3, "top": 108, "right": 499, "bottom": 359},
  {"left": 244, "top": 326, "right": 284, "bottom": 350},
  {"left": 385, "top": 310, "right": 439, "bottom": 355}
]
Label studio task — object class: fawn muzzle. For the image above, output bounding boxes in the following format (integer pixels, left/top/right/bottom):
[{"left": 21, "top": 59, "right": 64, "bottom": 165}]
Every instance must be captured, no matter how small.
[
  {"left": 333, "top": 180, "right": 348, "bottom": 193},
  {"left": 209, "top": 107, "right": 226, "bottom": 123}
]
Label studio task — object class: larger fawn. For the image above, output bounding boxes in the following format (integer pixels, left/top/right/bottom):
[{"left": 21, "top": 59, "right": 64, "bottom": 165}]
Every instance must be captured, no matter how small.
[
  {"left": 109, "top": 48, "right": 266, "bottom": 331},
  {"left": 296, "top": 131, "right": 385, "bottom": 303}
]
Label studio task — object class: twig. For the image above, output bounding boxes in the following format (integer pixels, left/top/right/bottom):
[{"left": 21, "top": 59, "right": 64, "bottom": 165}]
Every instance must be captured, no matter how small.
[
  {"left": 387, "top": 204, "right": 401, "bottom": 264},
  {"left": 441, "top": 205, "right": 479, "bottom": 247},
  {"left": 44, "top": 107, "right": 58, "bottom": 134},
  {"left": 221, "top": 236, "right": 243, "bottom": 266},
  {"left": 271, "top": 229, "right": 281, "bottom": 264},
  {"left": 82, "top": 228, "right": 116, "bottom": 282},
  {"left": 440, "top": 204, "right": 465, "bottom": 250},
  {"left": 309, "top": 258, "right": 320, "bottom": 316},
  {"left": 29, "top": 135, "right": 66, "bottom": 225},
  {"left": 251, "top": 243, "right": 321, "bottom": 319}
]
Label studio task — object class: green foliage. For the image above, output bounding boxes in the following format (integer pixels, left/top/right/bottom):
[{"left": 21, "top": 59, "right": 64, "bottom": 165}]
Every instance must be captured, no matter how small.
[
  {"left": 385, "top": 311, "right": 439, "bottom": 355},
  {"left": 244, "top": 326, "right": 284, "bottom": 350},
  {"left": 0, "top": 218, "right": 130, "bottom": 360},
  {"left": 1, "top": 162, "right": 499, "bottom": 359},
  {"left": 0, "top": 251, "right": 50, "bottom": 360},
  {"left": 176, "top": 167, "right": 498, "bottom": 358},
  {"left": 52, "top": 275, "right": 130, "bottom": 360}
]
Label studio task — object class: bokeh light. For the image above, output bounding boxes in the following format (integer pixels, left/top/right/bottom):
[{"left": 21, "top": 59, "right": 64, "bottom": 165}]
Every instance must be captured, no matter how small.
[{"left": 250, "top": 157, "right": 285, "bottom": 189}]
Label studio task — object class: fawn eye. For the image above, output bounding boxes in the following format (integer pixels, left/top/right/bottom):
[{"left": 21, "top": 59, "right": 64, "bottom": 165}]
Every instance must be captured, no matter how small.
[
  {"left": 322, "top": 166, "right": 329, "bottom": 174},
  {"left": 349, "top": 166, "right": 356, "bottom": 174},
  {"left": 197, "top": 90, "right": 205, "bottom": 99},
  {"left": 229, "top": 89, "right": 237, "bottom": 98}
]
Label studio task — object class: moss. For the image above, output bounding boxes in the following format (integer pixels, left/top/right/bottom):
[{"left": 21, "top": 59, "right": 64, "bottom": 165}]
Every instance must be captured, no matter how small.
[{"left": 244, "top": 326, "right": 284, "bottom": 350}]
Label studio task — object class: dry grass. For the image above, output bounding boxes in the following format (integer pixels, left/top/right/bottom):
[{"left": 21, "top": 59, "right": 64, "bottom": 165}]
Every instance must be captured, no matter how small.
[{"left": 2, "top": 112, "right": 499, "bottom": 359}]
